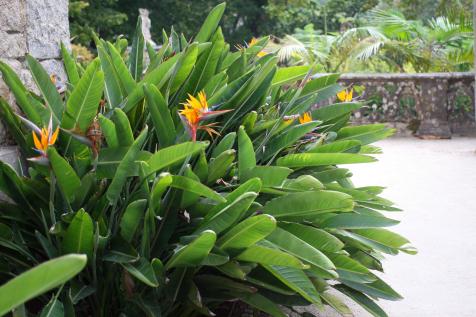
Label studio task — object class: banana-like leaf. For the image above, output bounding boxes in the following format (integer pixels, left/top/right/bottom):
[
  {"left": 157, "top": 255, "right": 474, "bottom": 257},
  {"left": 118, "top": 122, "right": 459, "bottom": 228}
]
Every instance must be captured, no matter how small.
[
  {"left": 311, "top": 102, "right": 361, "bottom": 122},
  {"left": 320, "top": 291, "right": 352, "bottom": 317},
  {"left": 341, "top": 275, "right": 403, "bottom": 301},
  {"left": 122, "top": 257, "right": 159, "bottom": 287},
  {"left": 0, "top": 62, "right": 42, "bottom": 125},
  {"left": 0, "top": 254, "right": 87, "bottom": 316},
  {"left": 321, "top": 214, "right": 399, "bottom": 229},
  {"left": 327, "top": 253, "right": 376, "bottom": 284},
  {"left": 211, "top": 132, "right": 236, "bottom": 158},
  {"left": 146, "top": 141, "right": 208, "bottom": 175},
  {"left": 26, "top": 55, "right": 64, "bottom": 123},
  {"left": 129, "top": 17, "right": 145, "bottom": 81},
  {"left": 241, "top": 166, "right": 293, "bottom": 188},
  {"left": 194, "top": 3, "right": 226, "bottom": 43},
  {"left": 218, "top": 214, "right": 276, "bottom": 252},
  {"left": 233, "top": 292, "right": 287, "bottom": 317},
  {"left": 165, "top": 230, "right": 216, "bottom": 269},
  {"left": 350, "top": 228, "right": 416, "bottom": 254},
  {"left": 197, "top": 192, "right": 257, "bottom": 234},
  {"left": 308, "top": 140, "right": 362, "bottom": 153},
  {"left": 337, "top": 124, "right": 395, "bottom": 145},
  {"left": 112, "top": 108, "right": 134, "bottom": 146},
  {"left": 207, "top": 149, "right": 235, "bottom": 184},
  {"left": 266, "top": 227, "right": 335, "bottom": 272},
  {"left": 263, "top": 265, "right": 321, "bottom": 305},
  {"left": 277, "top": 153, "right": 377, "bottom": 168},
  {"left": 47, "top": 147, "right": 81, "bottom": 202},
  {"left": 238, "top": 126, "right": 256, "bottom": 180},
  {"left": 62, "top": 59, "right": 104, "bottom": 133},
  {"left": 278, "top": 223, "right": 344, "bottom": 252},
  {"left": 271, "top": 65, "right": 311, "bottom": 87},
  {"left": 237, "top": 245, "right": 308, "bottom": 269},
  {"left": 264, "top": 190, "right": 354, "bottom": 218},
  {"left": 170, "top": 175, "right": 226, "bottom": 203},
  {"left": 334, "top": 284, "right": 388, "bottom": 317},
  {"left": 62, "top": 209, "right": 94, "bottom": 259},
  {"left": 261, "top": 121, "right": 320, "bottom": 161},
  {"left": 120, "top": 199, "right": 148, "bottom": 242},
  {"left": 106, "top": 127, "right": 148, "bottom": 203},
  {"left": 143, "top": 84, "right": 176, "bottom": 148},
  {"left": 98, "top": 114, "right": 118, "bottom": 147},
  {"left": 60, "top": 42, "right": 80, "bottom": 87}
]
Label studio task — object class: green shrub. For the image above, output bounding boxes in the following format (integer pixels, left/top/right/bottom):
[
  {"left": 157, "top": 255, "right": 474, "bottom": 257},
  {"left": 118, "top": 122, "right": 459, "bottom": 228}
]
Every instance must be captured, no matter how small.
[{"left": 0, "top": 3, "right": 414, "bottom": 316}]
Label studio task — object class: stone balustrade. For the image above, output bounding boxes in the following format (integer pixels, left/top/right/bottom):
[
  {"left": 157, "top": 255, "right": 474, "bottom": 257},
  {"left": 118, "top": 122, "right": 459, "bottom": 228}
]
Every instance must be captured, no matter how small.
[{"left": 338, "top": 72, "right": 476, "bottom": 138}]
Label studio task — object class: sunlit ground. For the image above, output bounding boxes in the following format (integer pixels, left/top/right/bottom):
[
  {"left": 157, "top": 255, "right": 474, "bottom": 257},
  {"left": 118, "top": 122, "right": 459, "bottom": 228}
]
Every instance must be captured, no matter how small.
[{"left": 338, "top": 137, "right": 476, "bottom": 316}]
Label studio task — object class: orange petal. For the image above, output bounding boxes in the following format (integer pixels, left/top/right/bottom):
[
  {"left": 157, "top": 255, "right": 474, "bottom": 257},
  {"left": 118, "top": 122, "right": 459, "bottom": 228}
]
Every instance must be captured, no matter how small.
[
  {"left": 40, "top": 130, "right": 48, "bottom": 150},
  {"left": 32, "top": 131, "right": 42, "bottom": 150},
  {"left": 49, "top": 126, "right": 59, "bottom": 145}
]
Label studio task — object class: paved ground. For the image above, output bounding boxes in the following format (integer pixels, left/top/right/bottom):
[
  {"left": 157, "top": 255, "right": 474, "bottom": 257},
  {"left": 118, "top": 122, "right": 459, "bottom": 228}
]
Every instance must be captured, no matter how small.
[{"left": 324, "top": 137, "right": 476, "bottom": 316}]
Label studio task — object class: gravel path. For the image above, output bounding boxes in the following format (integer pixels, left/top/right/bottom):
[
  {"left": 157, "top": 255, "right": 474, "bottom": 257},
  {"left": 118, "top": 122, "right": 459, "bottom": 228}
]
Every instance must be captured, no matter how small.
[{"left": 332, "top": 137, "right": 476, "bottom": 317}]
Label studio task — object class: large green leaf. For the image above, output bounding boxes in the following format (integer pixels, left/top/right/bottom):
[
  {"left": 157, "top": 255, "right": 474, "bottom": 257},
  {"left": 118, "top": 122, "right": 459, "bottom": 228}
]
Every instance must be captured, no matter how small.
[
  {"left": 143, "top": 84, "right": 176, "bottom": 148},
  {"left": 311, "top": 102, "right": 361, "bottom": 122},
  {"left": 194, "top": 2, "right": 226, "bottom": 43},
  {"left": 236, "top": 245, "right": 307, "bottom": 269},
  {"left": 0, "top": 61, "right": 42, "bottom": 125},
  {"left": 263, "top": 190, "right": 354, "bottom": 218},
  {"left": 197, "top": 192, "right": 257, "bottom": 234},
  {"left": 327, "top": 253, "right": 376, "bottom": 284},
  {"left": 241, "top": 166, "right": 292, "bottom": 188},
  {"left": 233, "top": 292, "right": 287, "bottom": 317},
  {"left": 165, "top": 230, "right": 216, "bottom": 269},
  {"left": 342, "top": 275, "right": 403, "bottom": 301},
  {"left": 334, "top": 284, "right": 389, "bottom": 317},
  {"left": 261, "top": 121, "right": 320, "bottom": 161},
  {"left": 62, "top": 59, "right": 104, "bottom": 132},
  {"left": 0, "top": 254, "right": 87, "bottom": 316},
  {"left": 207, "top": 149, "right": 235, "bottom": 184},
  {"left": 170, "top": 175, "right": 226, "bottom": 203},
  {"left": 129, "top": 17, "right": 145, "bottom": 81},
  {"left": 112, "top": 108, "right": 134, "bottom": 146},
  {"left": 263, "top": 265, "right": 321, "bottom": 305},
  {"left": 106, "top": 127, "right": 148, "bottom": 203},
  {"left": 218, "top": 214, "right": 276, "bottom": 252},
  {"left": 26, "top": 55, "right": 63, "bottom": 123},
  {"left": 278, "top": 223, "right": 344, "bottom": 252},
  {"left": 271, "top": 65, "right": 311, "bottom": 87},
  {"left": 47, "top": 147, "right": 81, "bottom": 202},
  {"left": 146, "top": 142, "right": 208, "bottom": 175},
  {"left": 351, "top": 228, "right": 416, "bottom": 254},
  {"left": 266, "top": 227, "right": 335, "bottom": 272},
  {"left": 321, "top": 214, "right": 399, "bottom": 229},
  {"left": 120, "top": 199, "right": 148, "bottom": 242},
  {"left": 62, "top": 209, "right": 94, "bottom": 259},
  {"left": 337, "top": 124, "right": 395, "bottom": 145},
  {"left": 122, "top": 257, "right": 159, "bottom": 287},
  {"left": 211, "top": 132, "right": 236, "bottom": 158},
  {"left": 308, "top": 140, "right": 362, "bottom": 153},
  {"left": 277, "top": 153, "right": 377, "bottom": 168},
  {"left": 238, "top": 126, "right": 256, "bottom": 180},
  {"left": 60, "top": 42, "right": 80, "bottom": 87}
]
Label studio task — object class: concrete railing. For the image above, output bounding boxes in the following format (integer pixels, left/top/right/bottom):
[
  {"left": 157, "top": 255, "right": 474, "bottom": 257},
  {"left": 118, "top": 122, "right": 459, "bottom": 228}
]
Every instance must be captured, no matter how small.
[{"left": 338, "top": 72, "right": 476, "bottom": 138}]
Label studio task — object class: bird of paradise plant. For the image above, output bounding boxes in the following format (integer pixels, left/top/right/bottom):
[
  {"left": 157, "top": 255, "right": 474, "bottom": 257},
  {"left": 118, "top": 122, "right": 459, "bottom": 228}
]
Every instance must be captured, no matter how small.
[{"left": 23, "top": 116, "right": 59, "bottom": 164}]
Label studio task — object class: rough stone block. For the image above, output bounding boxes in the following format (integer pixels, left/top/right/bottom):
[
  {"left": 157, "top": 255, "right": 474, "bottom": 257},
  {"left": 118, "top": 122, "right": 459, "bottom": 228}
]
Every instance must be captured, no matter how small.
[
  {"left": 0, "top": 0, "right": 26, "bottom": 32},
  {"left": 40, "top": 59, "right": 67, "bottom": 84},
  {"left": 0, "top": 31, "right": 27, "bottom": 58},
  {"left": 25, "top": 0, "right": 70, "bottom": 59}
]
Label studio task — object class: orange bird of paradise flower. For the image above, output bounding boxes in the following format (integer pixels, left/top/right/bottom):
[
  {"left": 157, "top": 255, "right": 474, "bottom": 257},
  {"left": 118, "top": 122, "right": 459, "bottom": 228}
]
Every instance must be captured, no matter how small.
[
  {"left": 337, "top": 88, "right": 353, "bottom": 102},
  {"left": 32, "top": 116, "right": 59, "bottom": 154},
  {"left": 179, "top": 91, "right": 231, "bottom": 141},
  {"left": 248, "top": 37, "right": 267, "bottom": 57},
  {"left": 299, "top": 112, "right": 312, "bottom": 124}
]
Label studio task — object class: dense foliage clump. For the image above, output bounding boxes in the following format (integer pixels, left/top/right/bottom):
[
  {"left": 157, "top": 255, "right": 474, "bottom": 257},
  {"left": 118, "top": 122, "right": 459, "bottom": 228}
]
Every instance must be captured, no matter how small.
[{"left": 0, "top": 3, "right": 414, "bottom": 317}]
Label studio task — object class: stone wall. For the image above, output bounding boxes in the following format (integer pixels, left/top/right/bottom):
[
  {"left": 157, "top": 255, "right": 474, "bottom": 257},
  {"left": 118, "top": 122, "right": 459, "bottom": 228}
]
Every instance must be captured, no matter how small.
[
  {"left": 338, "top": 73, "right": 476, "bottom": 138},
  {"left": 0, "top": 0, "right": 69, "bottom": 145}
]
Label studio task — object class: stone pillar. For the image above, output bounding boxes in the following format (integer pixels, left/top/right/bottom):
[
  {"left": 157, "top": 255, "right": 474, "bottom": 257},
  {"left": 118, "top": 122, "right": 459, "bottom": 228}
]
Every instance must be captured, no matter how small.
[
  {"left": 0, "top": 0, "right": 69, "bottom": 157},
  {"left": 415, "top": 78, "right": 452, "bottom": 139}
]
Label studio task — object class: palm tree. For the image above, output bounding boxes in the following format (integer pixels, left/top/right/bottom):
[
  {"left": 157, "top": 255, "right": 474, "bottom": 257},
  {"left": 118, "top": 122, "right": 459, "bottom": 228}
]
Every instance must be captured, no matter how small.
[{"left": 274, "top": 9, "right": 474, "bottom": 73}]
